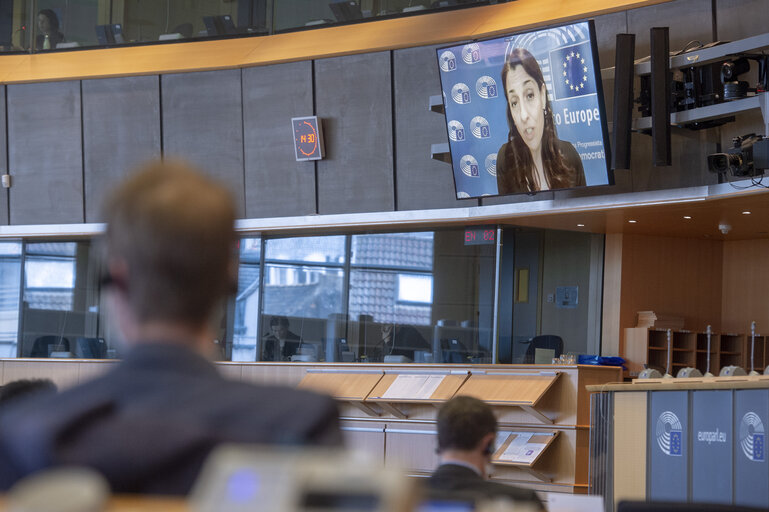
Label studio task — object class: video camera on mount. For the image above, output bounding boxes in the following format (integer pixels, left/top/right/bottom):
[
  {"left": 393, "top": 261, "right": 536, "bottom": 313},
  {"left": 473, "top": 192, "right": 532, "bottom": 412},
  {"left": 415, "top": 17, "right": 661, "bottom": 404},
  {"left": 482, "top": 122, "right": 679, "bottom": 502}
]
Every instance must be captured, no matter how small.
[{"left": 707, "top": 134, "right": 769, "bottom": 177}]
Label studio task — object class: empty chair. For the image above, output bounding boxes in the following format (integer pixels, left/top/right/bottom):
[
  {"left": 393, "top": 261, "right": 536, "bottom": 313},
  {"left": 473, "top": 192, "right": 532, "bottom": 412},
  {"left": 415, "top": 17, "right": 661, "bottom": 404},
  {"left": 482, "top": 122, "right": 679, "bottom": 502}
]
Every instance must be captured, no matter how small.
[
  {"left": 29, "top": 336, "right": 69, "bottom": 358},
  {"left": 523, "top": 335, "right": 563, "bottom": 364},
  {"left": 73, "top": 337, "right": 107, "bottom": 359}
]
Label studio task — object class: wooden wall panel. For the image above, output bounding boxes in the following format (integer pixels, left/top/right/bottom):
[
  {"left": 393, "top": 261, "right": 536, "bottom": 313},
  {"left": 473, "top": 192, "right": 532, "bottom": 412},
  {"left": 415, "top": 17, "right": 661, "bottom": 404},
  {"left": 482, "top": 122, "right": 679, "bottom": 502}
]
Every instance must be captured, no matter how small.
[
  {"left": 0, "top": 86, "right": 6, "bottom": 225},
  {"left": 161, "top": 69, "right": 245, "bottom": 216},
  {"left": 722, "top": 239, "right": 769, "bottom": 333},
  {"left": 242, "top": 61, "right": 316, "bottom": 218},
  {"left": 7, "top": 81, "right": 83, "bottom": 225},
  {"left": 82, "top": 75, "right": 161, "bottom": 222},
  {"left": 315, "top": 52, "right": 394, "bottom": 214},
  {"left": 612, "top": 391, "right": 647, "bottom": 506},
  {"left": 602, "top": 234, "right": 623, "bottom": 357},
  {"left": 618, "top": 234, "right": 723, "bottom": 335},
  {"left": 2, "top": 360, "right": 80, "bottom": 389}
]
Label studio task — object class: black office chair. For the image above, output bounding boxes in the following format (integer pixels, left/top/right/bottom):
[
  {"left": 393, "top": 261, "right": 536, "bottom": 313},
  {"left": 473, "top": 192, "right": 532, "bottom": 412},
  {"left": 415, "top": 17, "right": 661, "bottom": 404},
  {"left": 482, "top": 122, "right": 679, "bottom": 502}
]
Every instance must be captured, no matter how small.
[
  {"left": 618, "top": 501, "right": 766, "bottom": 512},
  {"left": 523, "top": 335, "right": 563, "bottom": 364},
  {"left": 29, "top": 335, "right": 69, "bottom": 358}
]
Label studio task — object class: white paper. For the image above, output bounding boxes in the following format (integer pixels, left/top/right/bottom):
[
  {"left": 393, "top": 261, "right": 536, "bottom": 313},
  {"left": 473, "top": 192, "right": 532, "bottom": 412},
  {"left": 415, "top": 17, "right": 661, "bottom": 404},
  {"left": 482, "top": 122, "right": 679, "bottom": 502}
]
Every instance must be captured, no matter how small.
[
  {"left": 547, "top": 493, "right": 604, "bottom": 512},
  {"left": 514, "top": 443, "right": 547, "bottom": 464},
  {"left": 499, "top": 433, "right": 533, "bottom": 461},
  {"left": 381, "top": 374, "right": 445, "bottom": 400}
]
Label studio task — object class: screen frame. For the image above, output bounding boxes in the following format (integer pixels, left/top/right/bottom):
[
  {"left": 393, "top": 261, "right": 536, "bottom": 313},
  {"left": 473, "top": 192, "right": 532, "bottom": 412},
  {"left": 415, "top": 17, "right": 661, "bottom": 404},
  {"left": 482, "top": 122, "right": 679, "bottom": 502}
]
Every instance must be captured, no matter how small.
[{"left": 436, "top": 19, "right": 614, "bottom": 199}]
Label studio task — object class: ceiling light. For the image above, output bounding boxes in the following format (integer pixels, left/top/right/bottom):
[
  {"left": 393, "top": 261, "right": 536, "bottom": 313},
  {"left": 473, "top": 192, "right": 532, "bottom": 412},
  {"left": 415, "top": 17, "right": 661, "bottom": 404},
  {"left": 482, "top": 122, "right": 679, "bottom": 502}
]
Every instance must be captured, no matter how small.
[
  {"left": 577, "top": 223, "right": 585, "bottom": 227},
  {"left": 683, "top": 216, "right": 692, "bottom": 219},
  {"left": 742, "top": 211, "right": 751, "bottom": 215},
  {"left": 628, "top": 220, "right": 637, "bottom": 224}
]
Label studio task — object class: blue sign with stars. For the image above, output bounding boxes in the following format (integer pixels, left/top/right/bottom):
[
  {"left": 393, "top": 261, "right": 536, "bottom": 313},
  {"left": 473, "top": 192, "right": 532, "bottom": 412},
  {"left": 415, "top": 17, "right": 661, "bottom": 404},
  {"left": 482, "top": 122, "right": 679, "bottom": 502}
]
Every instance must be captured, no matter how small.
[
  {"left": 754, "top": 433, "right": 765, "bottom": 461},
  {"left": 551, "top": 42, "right": 597, "bottom": 99},
  {"left": 669, "top": 430, "right": 682, "bottom": 456}
]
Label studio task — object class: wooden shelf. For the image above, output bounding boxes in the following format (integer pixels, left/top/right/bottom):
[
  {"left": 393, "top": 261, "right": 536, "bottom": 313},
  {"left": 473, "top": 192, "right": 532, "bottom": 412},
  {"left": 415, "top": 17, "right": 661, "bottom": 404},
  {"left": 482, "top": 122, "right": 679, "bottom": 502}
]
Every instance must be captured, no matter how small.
[
  {"left": 624, "top": 326, "right": 766, "bottom": 377},
  {"left": 365, "top": 370, "right": 470, "bottom": 419},
  {"left": 451, "top": 370, "right": 561, "bottom": 424},
  {"left": 298, "top": 369, "right": 385, "bottom": 417},
  {"left": 492, "top": 430, "right": 560, "bottom": 482}
]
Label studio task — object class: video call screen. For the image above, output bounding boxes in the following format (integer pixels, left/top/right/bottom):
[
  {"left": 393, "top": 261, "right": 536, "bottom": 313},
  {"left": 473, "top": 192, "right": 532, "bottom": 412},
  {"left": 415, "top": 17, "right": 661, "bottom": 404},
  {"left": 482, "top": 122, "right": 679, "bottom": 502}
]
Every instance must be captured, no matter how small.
[{"left": 437, "top": 20, "right": 612, "bottom": 198}]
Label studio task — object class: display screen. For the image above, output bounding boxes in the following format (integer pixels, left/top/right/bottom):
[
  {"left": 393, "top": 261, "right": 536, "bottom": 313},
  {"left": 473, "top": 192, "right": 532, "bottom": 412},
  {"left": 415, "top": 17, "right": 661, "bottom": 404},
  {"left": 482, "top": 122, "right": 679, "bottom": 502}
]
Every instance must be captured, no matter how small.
[{"left": 437, "top": 20, "right": 612, "bottom": 198}]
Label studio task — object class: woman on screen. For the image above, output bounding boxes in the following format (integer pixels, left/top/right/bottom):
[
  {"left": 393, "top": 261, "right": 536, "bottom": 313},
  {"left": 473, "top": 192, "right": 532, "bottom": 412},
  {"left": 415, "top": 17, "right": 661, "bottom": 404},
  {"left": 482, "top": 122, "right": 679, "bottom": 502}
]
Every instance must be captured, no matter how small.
[{"left": 496, "top": 48, "right": 585, "bottom": 194}]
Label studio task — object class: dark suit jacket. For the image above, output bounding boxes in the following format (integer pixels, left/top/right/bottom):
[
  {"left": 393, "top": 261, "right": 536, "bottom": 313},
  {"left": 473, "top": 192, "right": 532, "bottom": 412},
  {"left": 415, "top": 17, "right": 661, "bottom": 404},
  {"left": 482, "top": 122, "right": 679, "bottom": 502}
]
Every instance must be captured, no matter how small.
[
  {"left": 0, "top": 343, "right": 341, "bottom": 495},
  {"left": 262, "top": 331, "right": 301, "bottom": 361},
  {"left": 427, "top": 463, "right": 542, "bottom": 507}
]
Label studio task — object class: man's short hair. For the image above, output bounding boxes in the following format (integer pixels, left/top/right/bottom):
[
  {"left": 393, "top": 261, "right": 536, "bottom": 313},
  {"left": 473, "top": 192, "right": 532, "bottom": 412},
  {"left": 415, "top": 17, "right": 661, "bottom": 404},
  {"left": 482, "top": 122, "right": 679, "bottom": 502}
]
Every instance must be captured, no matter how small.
[
  {"left": 437, "top": 395, "right": 497, "bottom": 452},
  {"left": 103, "top": 159, "right": 237, "bottom": 327},
  {"left": 270, "top": 316, "right": 290, "bottom": 329},
  {"left": 0, "top": 379, "right": 57, "bottom": 406}
]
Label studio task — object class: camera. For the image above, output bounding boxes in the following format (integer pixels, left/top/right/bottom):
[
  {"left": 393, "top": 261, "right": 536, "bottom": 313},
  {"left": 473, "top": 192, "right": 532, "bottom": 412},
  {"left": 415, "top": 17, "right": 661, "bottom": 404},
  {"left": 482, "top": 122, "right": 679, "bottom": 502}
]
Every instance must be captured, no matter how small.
[
  {"left": 707, "top": 134, "right": 769, "bottom": 176},
  {"left": 721, "top": 57, "right": 751, "bottom": 100}
]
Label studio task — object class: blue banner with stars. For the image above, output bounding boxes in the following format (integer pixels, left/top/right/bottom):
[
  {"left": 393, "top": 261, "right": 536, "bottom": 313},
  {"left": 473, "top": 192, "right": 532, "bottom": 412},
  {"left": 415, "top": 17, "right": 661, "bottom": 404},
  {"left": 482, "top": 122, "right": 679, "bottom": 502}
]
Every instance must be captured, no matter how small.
[{"left": 551, "top": 42, "right": 597, "bottom": 99}]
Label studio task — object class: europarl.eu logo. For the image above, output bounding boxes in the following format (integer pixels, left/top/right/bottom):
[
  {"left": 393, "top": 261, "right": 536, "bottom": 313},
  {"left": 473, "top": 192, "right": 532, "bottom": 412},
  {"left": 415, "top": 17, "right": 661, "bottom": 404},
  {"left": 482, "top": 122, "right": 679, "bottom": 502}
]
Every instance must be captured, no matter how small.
[
  {"left": 550, "top": 42, "right": 597, "bottom": 100},
  {"left": 448, "top": 120, "right": 465, "bottom": 142},
  {"left": 462, "top": 43, "right": 481, "bottom": 64},
  {"left": 740, "top": 412, "right": 765, "bottom": 462},
  {"left": 439, "top": 50, "right": 457, "bottom": 72},
  {"left": 451, "top": 83, "right": 471, "bottom": 104},
  {"left": 470, "top": 116, "right": 490, "bottom": 139},
  {"left": 656, "top": 411, "right": 683, "bottom": 456},
  {"left": 460, "top": 155, "right": 480, "bottom": 177},
  {"left": 476, "top": 76, "right": 498, "bottom": 99}
]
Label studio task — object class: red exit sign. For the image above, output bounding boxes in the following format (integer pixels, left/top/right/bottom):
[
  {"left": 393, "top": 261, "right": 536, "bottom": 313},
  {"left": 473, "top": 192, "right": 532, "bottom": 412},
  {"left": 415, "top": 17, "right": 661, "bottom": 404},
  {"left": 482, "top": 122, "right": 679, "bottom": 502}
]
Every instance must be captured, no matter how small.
[{"left": 464, "top": 228, "right": 496, "bottom": 245}]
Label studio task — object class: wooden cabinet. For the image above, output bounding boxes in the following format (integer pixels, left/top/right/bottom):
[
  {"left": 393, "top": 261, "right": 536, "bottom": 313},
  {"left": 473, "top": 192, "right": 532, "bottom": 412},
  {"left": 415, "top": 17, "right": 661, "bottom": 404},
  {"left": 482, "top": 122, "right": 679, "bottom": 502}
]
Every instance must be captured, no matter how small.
[
  {"left": 296, "top": 363, "right": 622, "bottom": 494},
  {"left": 624, "top": 327, "right": 767, "bottom": 377}
]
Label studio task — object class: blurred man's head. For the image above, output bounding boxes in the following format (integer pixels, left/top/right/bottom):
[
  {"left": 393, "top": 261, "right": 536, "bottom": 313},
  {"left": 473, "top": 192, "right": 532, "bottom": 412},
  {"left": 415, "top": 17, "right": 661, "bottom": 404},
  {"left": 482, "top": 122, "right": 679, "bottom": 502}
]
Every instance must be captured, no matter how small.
[
  {"left": 0, "top": 379, "right": 57, "bottom": 407},
  {"left": 102, "top": 160, "right": 237, "bottom": 346},
  {"left": 269, "top": 316, "right": 290, "bottom": 339},
  {"left": 437, "top": 396, "right": 497, "bottom": 467}
]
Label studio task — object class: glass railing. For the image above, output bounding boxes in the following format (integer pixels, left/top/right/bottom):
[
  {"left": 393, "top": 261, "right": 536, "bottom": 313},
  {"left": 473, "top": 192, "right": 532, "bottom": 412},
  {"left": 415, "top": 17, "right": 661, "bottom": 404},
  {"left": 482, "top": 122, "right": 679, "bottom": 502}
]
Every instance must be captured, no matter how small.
[{"left": 0, "top": 0, "right": 504, "bottom": 53}]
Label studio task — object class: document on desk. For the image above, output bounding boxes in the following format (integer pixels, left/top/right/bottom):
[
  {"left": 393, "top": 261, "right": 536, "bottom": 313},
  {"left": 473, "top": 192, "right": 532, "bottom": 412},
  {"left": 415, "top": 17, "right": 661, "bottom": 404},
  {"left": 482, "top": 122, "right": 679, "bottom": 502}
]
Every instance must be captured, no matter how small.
[
  {"left": 498, "top": 433, "right": 548, "bottom": 464},
  {"left": 381, "top": 374, "right": 445, "bottom": 400}
]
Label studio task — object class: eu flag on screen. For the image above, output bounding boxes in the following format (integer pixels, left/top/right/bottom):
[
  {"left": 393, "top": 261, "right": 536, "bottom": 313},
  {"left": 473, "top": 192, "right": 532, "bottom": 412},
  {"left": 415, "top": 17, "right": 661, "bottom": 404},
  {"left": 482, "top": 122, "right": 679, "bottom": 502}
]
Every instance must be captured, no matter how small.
[
  {"left": 670, "top": 430, "right": 683, "bottom": 456},
  {"left": 550, "top": 42, "right": 596, "bottom": 100},
  {"left": 754, "top": 433, "right": 765, "bottom": 461}
]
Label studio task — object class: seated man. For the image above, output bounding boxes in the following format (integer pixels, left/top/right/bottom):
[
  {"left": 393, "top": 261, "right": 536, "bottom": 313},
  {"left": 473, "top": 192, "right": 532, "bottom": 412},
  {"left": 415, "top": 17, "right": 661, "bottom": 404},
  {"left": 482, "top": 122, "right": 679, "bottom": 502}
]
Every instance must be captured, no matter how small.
[
  {"left": 262, "top": 315, "right": 301, "bottom": 361},
  {"left": 369, "top": 323, "right": 430, "bottom": 362},
  {"left": 0, "top": 160, "right": 341, "bottom": 495},
  {"left": 427, "top": 396, "right": 542, "bottom": 508}
]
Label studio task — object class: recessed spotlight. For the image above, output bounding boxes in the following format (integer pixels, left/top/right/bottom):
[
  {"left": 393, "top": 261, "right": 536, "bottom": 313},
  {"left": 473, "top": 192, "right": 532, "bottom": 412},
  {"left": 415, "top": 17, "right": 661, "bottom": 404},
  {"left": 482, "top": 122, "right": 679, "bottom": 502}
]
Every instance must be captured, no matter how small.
[
  {"left": 683, "top": 216, "right": 692, "bottom": 219},
  {"left": 628, "top": 220, "right": 637, "bottom": 224},
  {"left": 742, "top": 211, "right": 751, "bottom": 215},
  {"left": 577, "top": 223, "right": 585, "bottom": 227}
]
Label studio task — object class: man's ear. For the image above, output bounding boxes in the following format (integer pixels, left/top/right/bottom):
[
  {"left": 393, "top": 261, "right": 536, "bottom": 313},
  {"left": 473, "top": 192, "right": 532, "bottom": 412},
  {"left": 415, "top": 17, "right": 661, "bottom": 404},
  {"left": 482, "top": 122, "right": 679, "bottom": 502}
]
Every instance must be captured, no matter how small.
[
  {"left": 481, "top": 432, "right": 496, "bottom": 456},
  {"left": 106, "top": 258, "right": 130, "bottom": 294}
]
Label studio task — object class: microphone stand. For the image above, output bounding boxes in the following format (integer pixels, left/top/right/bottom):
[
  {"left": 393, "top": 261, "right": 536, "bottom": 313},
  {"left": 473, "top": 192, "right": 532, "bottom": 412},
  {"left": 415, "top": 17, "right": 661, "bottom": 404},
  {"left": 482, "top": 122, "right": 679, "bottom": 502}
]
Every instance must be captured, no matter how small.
[
  {"left": 704, "top": 325, "right": 714, "bottom": 377},
  {"left": 750, "top": 320, "right": 759, "bottom": 375}
]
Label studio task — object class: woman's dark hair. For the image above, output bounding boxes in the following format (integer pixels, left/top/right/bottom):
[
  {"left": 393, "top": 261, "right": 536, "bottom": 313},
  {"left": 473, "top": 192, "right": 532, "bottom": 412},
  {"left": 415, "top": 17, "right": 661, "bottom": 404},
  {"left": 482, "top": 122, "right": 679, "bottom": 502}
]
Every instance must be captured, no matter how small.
[
  {"left": 499, "top": 48, "right": 572, "bottom": 192},
  {"left": 38, "top": 9, "right": 60, "bottom": 32}
]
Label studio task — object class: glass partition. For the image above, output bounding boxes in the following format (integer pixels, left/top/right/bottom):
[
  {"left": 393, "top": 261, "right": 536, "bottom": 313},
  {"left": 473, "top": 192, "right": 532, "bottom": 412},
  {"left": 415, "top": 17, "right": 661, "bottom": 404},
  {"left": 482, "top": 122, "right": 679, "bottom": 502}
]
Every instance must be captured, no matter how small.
[
  {"left": 0, "top": 0, "right": 504, "bottom": 53},
  {"left": 0, "top": 243, "right": 22, "bottom": 357},
  {"left": 18, "top": 240, "right": 114, "bottom": 359},
  {"left": 0, "top": 227, "right": 604, "bottom": 363}
]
